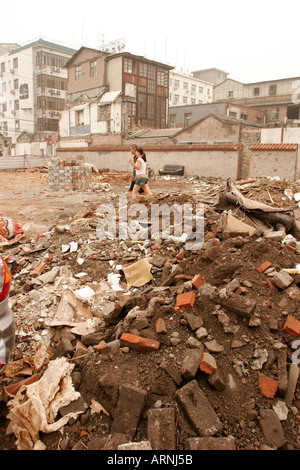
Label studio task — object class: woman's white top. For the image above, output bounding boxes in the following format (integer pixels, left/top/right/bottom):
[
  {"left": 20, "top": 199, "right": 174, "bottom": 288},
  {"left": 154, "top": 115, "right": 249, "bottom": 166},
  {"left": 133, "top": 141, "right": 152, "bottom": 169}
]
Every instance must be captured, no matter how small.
[{"left": 136, "top": 157, "right": 147, "bottom": 175}]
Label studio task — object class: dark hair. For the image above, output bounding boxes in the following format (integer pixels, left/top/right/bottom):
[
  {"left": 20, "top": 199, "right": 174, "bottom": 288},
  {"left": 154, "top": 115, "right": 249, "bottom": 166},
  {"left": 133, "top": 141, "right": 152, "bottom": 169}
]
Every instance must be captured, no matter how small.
[{"left": 136, "top": 147, "right": 147, "bottom": 162}]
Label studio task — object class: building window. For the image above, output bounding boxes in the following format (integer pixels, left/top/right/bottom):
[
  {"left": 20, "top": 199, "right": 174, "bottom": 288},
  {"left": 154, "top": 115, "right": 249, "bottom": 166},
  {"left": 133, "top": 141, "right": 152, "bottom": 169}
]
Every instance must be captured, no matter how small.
[
  {"left": 183, "top": 96, "right": 187, "bottom": 104},
  {"left": 254, "top": 87, "right": 260, "bottom": 96},
  {"left": 256, "top": 117, "right": 262, "bottom": 123},
  {"left": 147, "top": 95, "right": 155, "bottom": 118},
  {"left": 191, "top": 84, "right": 196, "bottom": 94},
  {"left": 139, "top": 63, "right": 147, "bottom": 78},
  {"left": 183, "top": 82, "right": 188, "bottom": 91},
  {"left": 229, "top": 111, "right": 237, "bottom": 117},
  {"left": 269, "top": 84, "right": 277, "bottom": 96},
  {"left": 184, "top": 112, "right": 192, "bottom": 127},
  {"left": 3, "top": 122, "right": 7, "bottom": 133},
  {"left": 174, "top": 94, "right": 179, "bottom": 105},
  {"left": 170, "top": 114, "right": 176, "bottom": 128},
  {"left": 90, "top": 61, "right": 97, "bottom": 77},
  {"left": 174, "top": 79, "right": 180, "bottom": 89},
  {"left": 228, "top": 90, "right": 233, "bottom": 98},
  {"left": 139, "top": 93, "right": 147, "bottom": 118},
  {"left": 271, "top": 108, "right": 279, "bottom": 120},
  {"left": 2, "top": 102, "right": 7, "bottom": 112},
  {"left": 191, "top": 98, "right": 196, "bottom": 104},
  {"left": 124, "top": 58, "right": 133, "bottom": 74},
  {"left": 1, "top": 63, "right": 5, "bottom": 73},
  {"left": 13, "top": 58, "right": 18, "bottom": 69},
  {"left": 240, "top": 114, "right": 248, "bottom": 120},
  {"left": 75, "top": 109, "right": 84, "bottom": 126},
  {"left": 148, "top": 79, "right": 155, "bottom": 94},
  {"left": 199, "top": 86, "right": 203, "bottom": 93},
  {"left": 14, "top": 100, "right": 19, "bottom": 111},
  {"left": 157, "top": 68, "right": 168, "bottom": 87},
  {"left": 15, "top": 120, "right": 20, "bottom": 130},
  {"left": 75, "top": 66, "right": 82, "bottom": 81},
  {"left": 148, "top": 65, "right": 156, "bottom": 79},
  {"left": 14, "top": 78, "right": 19, "bottom": 90}
]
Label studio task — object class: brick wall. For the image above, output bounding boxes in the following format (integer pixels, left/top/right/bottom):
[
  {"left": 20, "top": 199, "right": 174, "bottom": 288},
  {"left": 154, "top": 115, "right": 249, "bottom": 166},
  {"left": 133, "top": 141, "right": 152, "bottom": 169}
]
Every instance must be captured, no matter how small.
[{"left": 48, "top": 155, "right": 92, "bottom": 191}]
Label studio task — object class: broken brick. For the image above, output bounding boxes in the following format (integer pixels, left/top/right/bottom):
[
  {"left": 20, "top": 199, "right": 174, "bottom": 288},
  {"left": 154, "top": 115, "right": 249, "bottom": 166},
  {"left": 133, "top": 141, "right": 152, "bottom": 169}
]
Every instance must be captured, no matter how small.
[
  {"left": 258, "top": 374, "right": 278, "bottom": 399},
  {"left": 283, "top": 315, "right": 300, "bottom": 337},
  {"left": 155, "top": 318, "right": 167, "bottom": 334},
  {"left": 199, "top": 352, "right": 217, "bottom": 375},
  {"left": 29, "top": 262, "right": 46, "bottom": 278},
  {"left": 256, "top": 261, "right": 272, "bottom": 273},
  {"left": 235, "top": 286, "right": 249, "bottom": 295},
  {"left": 192, "top": 274, "right": 206, "bottom": 289},
  {"left": 175, "top": 291, "right": 196, "bottom": 309},
  {"left": 120, "top": 333, "right": 160, "bottom": 352},
  {"left": 94, "top": 340, "right": 109, "bottom": 353}
]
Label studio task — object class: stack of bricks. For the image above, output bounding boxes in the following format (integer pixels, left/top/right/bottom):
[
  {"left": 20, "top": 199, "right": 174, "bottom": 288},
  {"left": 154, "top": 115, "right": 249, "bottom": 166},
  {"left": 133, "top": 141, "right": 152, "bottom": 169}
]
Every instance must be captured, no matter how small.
[{"left": 48, "top": 155, "right": 92, "bottom": 192}]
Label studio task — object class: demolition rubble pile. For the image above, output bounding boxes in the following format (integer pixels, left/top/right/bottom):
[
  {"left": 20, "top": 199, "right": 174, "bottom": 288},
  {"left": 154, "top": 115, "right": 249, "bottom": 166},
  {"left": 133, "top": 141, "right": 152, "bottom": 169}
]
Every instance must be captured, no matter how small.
[{"left": 0, "top": 176, "right": 300, "bottom": 451}]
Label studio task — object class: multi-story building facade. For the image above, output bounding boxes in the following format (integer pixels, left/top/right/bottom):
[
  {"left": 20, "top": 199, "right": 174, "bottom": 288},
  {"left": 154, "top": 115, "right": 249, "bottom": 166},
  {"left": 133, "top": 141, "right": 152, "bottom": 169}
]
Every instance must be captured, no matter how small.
[
  {"left": 0, "top": 38, "right": 76, "bottom": 155},
  {"left": 214, "top": 77, "right": 300, "bottom": 125},
  {"left": 60, "top": 47, "right": 173, "bottom": 144},
  {"left": 169, "top": 70, "right": 213, "bottom": 107}
]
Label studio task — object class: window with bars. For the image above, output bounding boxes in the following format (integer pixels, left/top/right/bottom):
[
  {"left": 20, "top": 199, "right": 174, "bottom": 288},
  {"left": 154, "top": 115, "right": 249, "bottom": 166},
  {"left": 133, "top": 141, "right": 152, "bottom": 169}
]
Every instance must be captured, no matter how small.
[
  {"left": 139, "top": 63, "right": 147, "bottom": 77},
  {"left": 148, "top": 65, "right": 156, "bottom": 79},
  {"left": 148, "top": 79, "right": 155, "bottom": 94},
  {"left": 157, "top": 68, "right": 168, "bottom": 87},
  {"left": 124, "top": 58, "right": 133, "bottom": 74}
]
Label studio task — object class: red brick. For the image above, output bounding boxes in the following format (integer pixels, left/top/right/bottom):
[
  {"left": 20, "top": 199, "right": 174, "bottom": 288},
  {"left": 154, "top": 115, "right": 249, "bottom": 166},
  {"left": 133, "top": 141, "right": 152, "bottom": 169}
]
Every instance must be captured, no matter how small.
[
  {"left": 235, "top": 286, "right": 249, "bottom": 295},
  {"left": 155, "top": 318, "right": 167, "bottom": 334},
  {"left": 192, "top": 274, "right": 206, "bottom": 289},
  {"left": 283, "top": 315, "right": 300, "bottom": 337},
  {"left": 175, "top": 291, "right": 196, "bottom": 309},
  {"left": 256, "top": 261, "right": 272, "bottom": 273},
  {"left": 199, "top": 352, "right": 217, "bottom": 375},
  {"left": 120, "top": 333, "right": 160, "bottom": 352},
  {"left": 266, "top": 279, "right": 278, "bottom": 291},
  {"left": 258, "top": 374, "right": 278, "bottom": 399},
  {"left": 29, "top": 262, "right": 46, "bottom": 278}
]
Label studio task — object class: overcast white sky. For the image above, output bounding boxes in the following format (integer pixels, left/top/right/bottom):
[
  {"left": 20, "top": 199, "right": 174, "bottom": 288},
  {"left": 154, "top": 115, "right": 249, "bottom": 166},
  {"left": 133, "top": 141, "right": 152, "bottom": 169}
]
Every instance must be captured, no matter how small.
[{"left": 1, "top": 0, "right": 299, "bottom": 83}]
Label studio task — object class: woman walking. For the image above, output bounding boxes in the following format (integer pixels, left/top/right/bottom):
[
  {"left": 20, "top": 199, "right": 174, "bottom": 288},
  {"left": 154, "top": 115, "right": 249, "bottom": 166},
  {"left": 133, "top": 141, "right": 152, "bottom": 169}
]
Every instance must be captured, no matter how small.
[{"left": 129, "top": 148, "right": 152, "bottom": 199}]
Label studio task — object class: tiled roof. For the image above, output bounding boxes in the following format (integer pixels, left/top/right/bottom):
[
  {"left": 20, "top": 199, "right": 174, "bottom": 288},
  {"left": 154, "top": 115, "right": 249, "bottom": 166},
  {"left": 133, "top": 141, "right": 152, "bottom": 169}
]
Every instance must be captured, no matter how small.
[{"left": 251, "top": 143, "right": 298, "bottom": 151}]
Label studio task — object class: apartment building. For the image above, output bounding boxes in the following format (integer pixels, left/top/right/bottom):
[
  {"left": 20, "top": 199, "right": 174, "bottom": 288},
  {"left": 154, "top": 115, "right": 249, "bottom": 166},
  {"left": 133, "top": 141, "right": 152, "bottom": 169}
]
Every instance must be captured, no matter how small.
[
  {"left": 169, "top": 70, "right": 213, "bottom": 107},
  {"left": 0, "top": 38, "right": 76, "bottom": 155},
  {"left": 60, "top": 47, "right": 173, "bottom": 145},
  {"left": 214, "top": 77, "right": 300, "bottom": 125}
]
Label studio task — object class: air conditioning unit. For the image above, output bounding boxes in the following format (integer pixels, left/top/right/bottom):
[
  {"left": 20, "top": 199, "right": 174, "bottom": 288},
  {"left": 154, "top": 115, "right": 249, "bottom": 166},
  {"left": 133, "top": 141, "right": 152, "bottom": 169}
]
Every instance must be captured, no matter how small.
[
  {"left": 56, "top": 68, "right": 61, "bottom": 73},
  {"left": 11, "top": 110, "right": 15, "bottom": 114},
  {"left": 10, "top": 69, "right": 15, "bottom": 74},
  {"left": 0, "top": 112, "right": 4, "bottom": 117},
  {"left": 11, "top": 90, "right": 15, "bottom": 95},
  {"left": 51, "top": 67, "right": 56, "bottom": 72},
  {"left": 49, "top": 89, "right": 54, "bottom": 94},
  {"left": 56, "top": 90, "right": 61, "bottom": 95}
]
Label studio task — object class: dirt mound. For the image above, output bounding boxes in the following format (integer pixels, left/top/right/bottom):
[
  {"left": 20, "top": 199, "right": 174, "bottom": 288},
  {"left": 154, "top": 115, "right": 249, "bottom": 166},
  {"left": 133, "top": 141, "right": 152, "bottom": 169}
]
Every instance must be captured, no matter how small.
[{"left": 0, "top": 177, "right": 300, "bottom": 451}]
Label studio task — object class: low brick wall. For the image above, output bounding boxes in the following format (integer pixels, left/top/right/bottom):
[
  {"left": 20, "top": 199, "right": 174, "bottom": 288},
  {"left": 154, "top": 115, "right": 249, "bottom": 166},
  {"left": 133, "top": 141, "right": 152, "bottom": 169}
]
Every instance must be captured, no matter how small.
[
  {"left": 48, "top": 155, "right": 92, "bottom": 191},
  {"left": 248, "top": 144, "right": 299, "bottom": 180}
]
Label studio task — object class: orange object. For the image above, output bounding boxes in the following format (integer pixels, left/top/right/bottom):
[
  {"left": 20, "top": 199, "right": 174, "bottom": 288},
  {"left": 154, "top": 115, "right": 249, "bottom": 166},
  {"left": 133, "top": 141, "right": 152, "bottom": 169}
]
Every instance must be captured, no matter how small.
[
  {"left": 283, "top": 315, "right": 300, "bottom": 337},
  {"left": 258, "top": 374, "right": 278, "bottom": 399},
  {"left": 256, "top": 261, "right": 272, "bottom": 273},
  {"left": 176, "top": 291, "right": 196, "bottom": 309},
  {"left": 192, "top": 274, "right": 206, "bottom": 289},
  {"left": 120, "top": 333, "right": 160, "bottom": 352}
]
